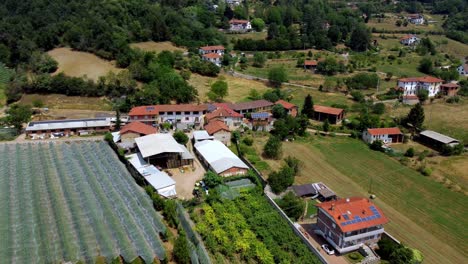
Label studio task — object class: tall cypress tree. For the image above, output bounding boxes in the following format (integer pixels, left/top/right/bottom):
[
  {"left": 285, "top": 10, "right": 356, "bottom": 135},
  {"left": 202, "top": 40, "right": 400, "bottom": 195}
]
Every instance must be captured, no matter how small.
[
  {"left": 301, "top": 94, "right": 314, "bottom": 119},
  {"left": 407, "top": 103, "right": 425, "bottom": 130}
]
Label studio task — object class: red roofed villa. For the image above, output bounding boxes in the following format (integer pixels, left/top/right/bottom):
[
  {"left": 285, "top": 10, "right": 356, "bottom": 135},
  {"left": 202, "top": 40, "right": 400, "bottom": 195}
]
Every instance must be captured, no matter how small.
[
  {"left": 275, "top": 100, "right": 298, "bottom": 117},
  {"left": 362, "top": 127, "right": 403, "bottom": 144},
  {"left": 316, "top": 197, "right": 389, "bottom": 254},
  {"left": 397, "top": 76, "right": 444, "bottom": 99},
  {"left": 229, "top": 19, "right": 252, "bottom": 32},
  {"left": 303, "top": 60, "right": 318, "bottom": 70},
  {"left": 205, "top": 107, "right": 243, "bottom": 129},
  {"left": 313, "top": 105, "right": 345, "bottom": 124}
]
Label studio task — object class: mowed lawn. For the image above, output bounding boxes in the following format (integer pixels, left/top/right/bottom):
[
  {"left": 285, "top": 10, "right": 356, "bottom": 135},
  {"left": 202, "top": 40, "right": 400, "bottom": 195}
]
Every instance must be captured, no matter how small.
[
  {"left": 188, "top": 73, "right": 271, "bottom": 103},
  {"left": 388, "top": 100, "right": 468, "bottom": 143},
  {"left": 48, "top": 47, "right": 122, "bottom": 81},
  {"left": 130, "top": 41, "right": 187, "bottom": 53},
  {"left": 254, "top": 136, "right": 467, "bottom": 263}
]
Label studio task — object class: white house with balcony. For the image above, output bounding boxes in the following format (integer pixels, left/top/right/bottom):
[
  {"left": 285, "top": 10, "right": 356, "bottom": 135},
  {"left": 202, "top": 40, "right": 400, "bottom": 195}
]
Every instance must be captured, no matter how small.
[
  {"left": 229, "top": 19, "right": 252, "bottom": 32},
  {"left": 397, "top": 76, "right": 444, "bottom": 98},
  {"left": 400, "top": 34, "right": 419, "bottom": 46},
  {"left": 315, "top": 197, "right": 389, "bottom": 254},
  {"left": 199, "top": 45, "right": 225, "bottom": 56}
]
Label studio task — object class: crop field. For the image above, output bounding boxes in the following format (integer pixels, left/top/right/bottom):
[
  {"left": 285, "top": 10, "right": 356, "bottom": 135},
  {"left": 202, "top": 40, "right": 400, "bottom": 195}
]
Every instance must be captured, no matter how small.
[
  {"left": 0, "top": 141, "right": 167, "bottom": 263},
  {"left": 48, "top": 48, "right": 122, "bottom": 81},
  {"left": 192, "top": 191, "right": 320, "bottom": 264},
  {"left": 130, "top": 41, "right": 187, "bottom": 53},
  {"left": 253, "top": 136, "right": 468, "bottom": 263}
]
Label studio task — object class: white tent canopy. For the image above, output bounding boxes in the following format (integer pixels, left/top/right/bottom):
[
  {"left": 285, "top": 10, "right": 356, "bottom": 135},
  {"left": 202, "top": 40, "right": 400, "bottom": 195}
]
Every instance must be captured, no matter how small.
[
  {"left": 127, "top": 153, "right": 177, "bottom": 197},
  {"left": 135, "top": 134, "right": 184, "bottom": 158}
]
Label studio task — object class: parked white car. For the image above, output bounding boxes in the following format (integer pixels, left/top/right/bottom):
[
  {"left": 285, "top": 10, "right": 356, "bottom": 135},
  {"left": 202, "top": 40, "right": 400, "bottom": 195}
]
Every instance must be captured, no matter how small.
[{"left": 321, "top": 244, "right": 335, "bottom": 255}]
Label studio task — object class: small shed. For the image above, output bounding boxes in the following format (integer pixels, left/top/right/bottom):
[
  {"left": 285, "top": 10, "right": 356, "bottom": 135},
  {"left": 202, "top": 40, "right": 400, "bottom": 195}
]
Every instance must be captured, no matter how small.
[
  {"left": 292, "top": 184, "right": 318, "bottom": 197},
  {"left": 313, "top": 105, "right": 345, "bottom": 124},
  {"left": 419, "top": 130, "right": 460, "bottom": 151}
]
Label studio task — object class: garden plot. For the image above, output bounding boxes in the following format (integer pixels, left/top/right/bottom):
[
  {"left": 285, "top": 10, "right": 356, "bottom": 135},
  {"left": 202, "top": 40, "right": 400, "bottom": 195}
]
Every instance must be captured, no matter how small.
[{"left": 0, "top": 141, "right": 167, "bottom": 263}]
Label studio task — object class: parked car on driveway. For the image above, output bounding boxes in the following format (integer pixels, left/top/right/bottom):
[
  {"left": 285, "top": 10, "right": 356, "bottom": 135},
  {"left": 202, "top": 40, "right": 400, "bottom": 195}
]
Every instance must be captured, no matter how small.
[{"left": 321, "top": 244, "right": 335, "bottom": 255}]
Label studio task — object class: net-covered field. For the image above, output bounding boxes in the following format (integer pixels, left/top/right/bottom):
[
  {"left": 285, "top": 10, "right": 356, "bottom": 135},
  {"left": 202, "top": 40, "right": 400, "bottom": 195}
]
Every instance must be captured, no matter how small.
[{"left": 0, "top": 141, "right": 167, "bottom": 263}]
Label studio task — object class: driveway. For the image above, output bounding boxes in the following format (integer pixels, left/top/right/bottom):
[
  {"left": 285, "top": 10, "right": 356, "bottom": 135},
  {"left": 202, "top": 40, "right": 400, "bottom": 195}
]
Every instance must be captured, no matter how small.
[
  {"left": 167, "top": 139, "right": 206, "bottom": 200},
  {"left": 300, "top": 223, "right": 350, "bottom": 264}
]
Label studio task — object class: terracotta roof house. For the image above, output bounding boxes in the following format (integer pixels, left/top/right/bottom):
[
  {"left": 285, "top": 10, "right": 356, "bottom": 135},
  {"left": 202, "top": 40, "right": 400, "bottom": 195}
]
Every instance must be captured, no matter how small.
[
  {"left": 128, "top": 104, "right": 208, "bottom": 129},
  {"left": 440, "top": 83, "right": 459, "bottom": 96},
  {"left": 316, "top": 197, "right": 389, "bottom": 254},
  {"left": 313, "top": 105, "right": 345, "bottom": 124},
  {"left": 199, "top": 45, "right": 225, "bottom": 54},
  {"left": 202, "top": 53, "right": 222, "bottom": 66},
  {"left": 205, "top": 120, "right": 231, "bottom": 146},
  {"left": 399, "top": 34, "right": 419, "bottom": 46},
  {"left": 120, "top": 121, "right": 158, "bottom": 136},
  {"left": 276, "top": 100, "right": 298, "bottom": 117},
  {"left": 205, "top": 107, "right": 243, "bottom": 129},
  {"left": 362, "top": 127, "right": 403, "bottom": 144},
  {"left": 229, "top": 19, "right": 252, "bottom": 32},
  {"left": 407, "top": 14, "right": 424, "bottom": 24},
  {"left": 303, "top": 60, "right": 318, "bottom": 70},
  {"left": 119, "top": 121, "right": 158, "bottom": 145},
  {"left": 231, "top": 99, "right": 274, "bottom": 114},
  {"left": 397, "top": 76, "right": 444, "bottom": 99}
]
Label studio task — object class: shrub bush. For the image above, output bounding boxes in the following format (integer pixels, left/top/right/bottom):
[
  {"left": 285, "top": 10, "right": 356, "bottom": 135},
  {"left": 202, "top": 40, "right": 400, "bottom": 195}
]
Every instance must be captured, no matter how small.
[{"left": 404, "top": 147, "right": 415, "bottom": 157}]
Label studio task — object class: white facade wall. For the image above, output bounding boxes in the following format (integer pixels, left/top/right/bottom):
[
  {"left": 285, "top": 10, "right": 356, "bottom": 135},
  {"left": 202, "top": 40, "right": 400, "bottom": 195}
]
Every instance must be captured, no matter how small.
[
  {"left": 398, "top": 80, "right": 441, "bottom": 97},
  {"left": 401, "top": 37, "right": 419, "bottom": 45},
  {"left": 158, "top": 111, "right": 204, "bottom": 125},
  {"left": 213, "top": 131, "right": 231, "bottom": 146},
  {"left": 362, "top": 131, "right": 392, "bottom": 144},
  {"left": 199, "top": 49, "right": 224, "bottom": 56},
  {"left": 202, "top": 56, "right": 222, "bottom": 66}
]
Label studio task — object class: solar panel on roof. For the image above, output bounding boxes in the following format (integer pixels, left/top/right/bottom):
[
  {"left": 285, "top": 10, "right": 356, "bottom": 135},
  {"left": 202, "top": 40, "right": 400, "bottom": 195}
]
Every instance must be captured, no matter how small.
[
  {"left": 343, "top": 214, "right": 350, "bottom": 220},
  {"left": 351, "top": 220, "right": 356, "bottom": 224},
  {"left": 356, "top": 219, "right": 362, "bottom": 222},
  {"left": 354, "top": 215, "right": 360, "bottom": 219}
]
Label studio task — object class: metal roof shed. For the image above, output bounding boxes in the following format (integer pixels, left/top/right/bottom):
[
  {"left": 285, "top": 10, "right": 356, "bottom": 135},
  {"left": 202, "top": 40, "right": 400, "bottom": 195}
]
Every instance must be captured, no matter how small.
[
  {"left": 194, "top": 140, "right": 248, "bottom": 174},
  {"left": 135, "top": 134, "right": 184, "bottom": 158}
]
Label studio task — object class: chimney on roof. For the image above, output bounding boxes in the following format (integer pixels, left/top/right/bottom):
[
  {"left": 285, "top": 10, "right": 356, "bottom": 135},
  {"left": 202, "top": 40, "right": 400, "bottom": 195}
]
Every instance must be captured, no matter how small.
[
  {"left": 331, "top": 204, "right": 335, "bottom": 211},
  {"left": 362, "top": 210, "right": 366, "bottom": 215},
  {"left": 346, "top": 198, "right": 350, "bottom": 203}
]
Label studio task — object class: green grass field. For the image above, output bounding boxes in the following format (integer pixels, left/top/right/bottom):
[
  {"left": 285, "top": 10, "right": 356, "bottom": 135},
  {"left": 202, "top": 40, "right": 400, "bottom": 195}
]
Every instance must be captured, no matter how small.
[{"left": 254, "top": 136, "right": 467, "bottom": 263}]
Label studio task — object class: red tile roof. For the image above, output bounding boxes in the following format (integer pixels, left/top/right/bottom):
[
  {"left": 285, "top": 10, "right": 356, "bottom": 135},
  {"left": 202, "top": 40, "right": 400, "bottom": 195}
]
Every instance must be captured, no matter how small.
[
  {"left": 205, "top": 120, "right": 230, "bottom": 135},
  {"left": 206, "top": 107, "right": 242, "bottom": 121},
  {"left": 203, "top": 53, "right": 222, "bottom": 59},
  {"left": 230, "top": 19, "right": 249, "bottom": 24},
  {"left": 400, "top": 34, "right": 416, "bottom": 41},
  {"left": 366, "top": 127, "right": 402, "bottom": 136},
  {"left": 440, "top": 83, "right": 459, "bottom": 88},
  {"left": 316, "top": 197, "right": 389, "bottom": 233},
  {"left": 200, "top": 45, "right": 225, "bottom": 51},
  {"left": 398, "top": 76, "right": 443, "bottom": 83},
  {"left": 304, "top": 60, "right": 318, "bottom": 66},
  {"left": 128, "top": 105, "right": 159, "bottom": 116},
  {"left": 128, "top": 104, "right": 207, "bottom": 116},
  {"left": 120, "top": 121, "right": 158, "bottom": 135},
  {"left": 276, "top": 100, "right": 297, "bottom": 110},
  {"left": 313, "top": 105, "right": 344, "bottom": 116}
]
